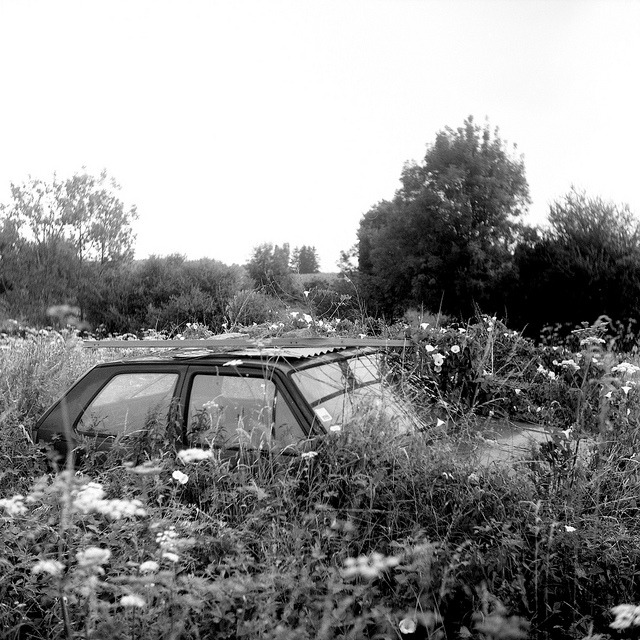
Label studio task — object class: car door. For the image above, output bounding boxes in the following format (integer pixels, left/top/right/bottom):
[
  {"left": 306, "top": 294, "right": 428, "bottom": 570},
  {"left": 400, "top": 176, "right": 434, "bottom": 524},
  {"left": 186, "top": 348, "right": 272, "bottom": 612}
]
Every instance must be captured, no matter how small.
[{"left": 183, "top": 363, "right": 308, "bottom": 451}]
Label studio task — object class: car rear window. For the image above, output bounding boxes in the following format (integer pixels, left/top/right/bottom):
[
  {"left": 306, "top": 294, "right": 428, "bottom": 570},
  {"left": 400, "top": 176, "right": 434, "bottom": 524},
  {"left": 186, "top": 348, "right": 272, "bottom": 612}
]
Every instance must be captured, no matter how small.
[{"left": 77, "top": 372, "right": 179, "bottom": 436}]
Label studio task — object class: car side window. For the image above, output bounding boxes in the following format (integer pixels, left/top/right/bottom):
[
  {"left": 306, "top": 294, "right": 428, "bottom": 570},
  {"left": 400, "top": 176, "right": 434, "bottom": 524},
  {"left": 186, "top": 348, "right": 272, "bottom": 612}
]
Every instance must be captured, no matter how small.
[
  {"left": 187, "top": 374, "right": 304, "bottom": 448},
  {"left": 77, "top": 372, "right": 179, "bottom": 436}
]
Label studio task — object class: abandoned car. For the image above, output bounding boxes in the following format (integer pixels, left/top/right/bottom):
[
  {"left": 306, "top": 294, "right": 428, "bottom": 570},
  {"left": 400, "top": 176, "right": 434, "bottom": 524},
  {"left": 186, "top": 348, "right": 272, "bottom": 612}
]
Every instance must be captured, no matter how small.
[{"left": 35, "top": 337, "right": 414, "bottom": 457}]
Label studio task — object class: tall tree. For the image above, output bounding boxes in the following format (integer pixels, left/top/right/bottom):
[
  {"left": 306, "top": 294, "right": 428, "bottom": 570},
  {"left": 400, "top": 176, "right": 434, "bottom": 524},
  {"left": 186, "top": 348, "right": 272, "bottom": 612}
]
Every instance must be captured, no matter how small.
[
  {"left": 355, "top": 116, "right": 530, "bottom": 317},
  {"left": 291, "top": 245, "right": 320, "bottom": 273},
  {"left": 510, "top": 188, "right": 640, "bottom": 335},
  {"left": 246, "top": 243, "right": 293, "bottom": 293},
  {"left": 0, "top": 170, "right": 138, "bottom": 323}
]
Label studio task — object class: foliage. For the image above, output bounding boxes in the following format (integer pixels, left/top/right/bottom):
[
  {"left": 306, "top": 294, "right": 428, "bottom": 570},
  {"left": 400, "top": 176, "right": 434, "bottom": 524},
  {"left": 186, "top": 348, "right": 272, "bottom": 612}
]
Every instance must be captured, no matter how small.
[
  {"left": 290, "top": 245, "right": 320, "bottom": 274},
  {"left": 510, "top": 189, "right": 640, "bottom": 337},
  {"left": 355, "top": 116, "right": 530, "bottom": 318},
  {"left": 0, "top": 170, "right": 138, "bottom": 324},
  {"left": 246, "top": 243, "right": 294, "bottom": 294}
]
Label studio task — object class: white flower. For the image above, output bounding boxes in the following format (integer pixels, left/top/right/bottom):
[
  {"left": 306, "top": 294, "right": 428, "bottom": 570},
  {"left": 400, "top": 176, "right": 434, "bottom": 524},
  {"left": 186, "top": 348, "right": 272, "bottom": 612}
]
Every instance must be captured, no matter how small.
[
  {"left": 329, "top": 425, "right": 341, "bottom": 433},
  {"left": 177, "top": 448, "right": 213, "bottom": 463},
  {"left": 72, "top": 482, "right": 105, "bottom": 513},
  {"left": 514, "top": 388, "right": 521, "bottom": 395},
  {"left": 612, "top": 362, "right": 640, "bottom": 376},
  {"left": 564, "top": 525, "right": 576, "bottom": 533},
  {"left": 172, "top": 470, "right": 189, "bottom": 485},
  {"left": 341, "top": 552, "right": 400, "bottom": 579},
  {"left": 436, "top": 418, "right": 445, "bottom": 428},
  {"left": 120, "top": 594, "right": 146, "bottom": 608},
  {"left": 622, "top": 386, "right": 632, "bottom": 395},
  {"left": 605, "top": 391, "right": 613, "bottom": 399},
  {"left": 0, "top": 495, "right": 27, "bottom": 517},
  {"left": 32, "top": 559, "right": 65, "bottom": 576},
  {"left": 450, "top": 345, "right": 460, "bottom": 354},
  {"left": 610, "top": 604, "right": 640, "bottom": 629},
  {"left": 77, "top": 547, "right": 111, "bottom": 569},
  {"left": 222, "top": 359, "right": 243, "bottom": 367},
  {"left": 432, "top": 353, "right": 444, "bottom": 367},
  {"left": 162, "top": 551, "right": 180, "bottom": 563},
  {"left": 139, "top": 560, "right": 159, "bottom": 573},
  {"left": 303, "top": 314, "right": 313, "bottom": 323},
  {"left": 419, "top": 322, "right": 429, "bottom": 330},
  {"left": 303, "top": 290, "right": 310, "bottom": 298},
  {"left": 425, "top": 344, "right": 435, "bottom": 352},
  {"left": 301, "top": 451, "right": 318, "bottom": 460},
  {"left": 399, "top": 617, "right": 417, "bottom": 635}
]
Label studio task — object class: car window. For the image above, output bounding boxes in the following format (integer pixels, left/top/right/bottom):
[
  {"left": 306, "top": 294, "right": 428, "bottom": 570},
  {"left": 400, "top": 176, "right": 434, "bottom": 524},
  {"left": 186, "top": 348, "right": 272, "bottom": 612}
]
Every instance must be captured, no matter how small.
[
  {"left": 187, "top": 374, "right": 304, "bottom": 448},
  {"left": 292, "top": 354, "right": 414, "bottom": 431},
  {"left": 77, "top": 372, "right": 179, "bottom": 435}
]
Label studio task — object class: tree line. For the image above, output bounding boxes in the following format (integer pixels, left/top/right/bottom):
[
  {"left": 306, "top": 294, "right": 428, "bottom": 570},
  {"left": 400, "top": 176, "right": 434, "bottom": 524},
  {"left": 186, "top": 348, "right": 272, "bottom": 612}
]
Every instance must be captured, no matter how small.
[
  {"left": 347, "top": 116, "right": 640, "bottom": 341},
  {"left": 2, "top": 118, "right": 640, "bottom": 341}
]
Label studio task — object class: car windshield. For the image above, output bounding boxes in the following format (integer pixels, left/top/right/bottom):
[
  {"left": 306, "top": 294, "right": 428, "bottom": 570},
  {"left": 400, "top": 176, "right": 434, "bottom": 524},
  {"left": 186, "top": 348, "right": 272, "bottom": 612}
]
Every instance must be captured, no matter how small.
[{"left": 291, "top": 353, "right": 416, "bottom": 432}]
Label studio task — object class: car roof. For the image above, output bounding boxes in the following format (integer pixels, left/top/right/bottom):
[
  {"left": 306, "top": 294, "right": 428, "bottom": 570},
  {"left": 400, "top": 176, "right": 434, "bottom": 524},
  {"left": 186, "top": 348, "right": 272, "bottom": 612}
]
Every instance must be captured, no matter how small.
[{"left": 92, "top": 345, "right": 380, "bottom": 370}]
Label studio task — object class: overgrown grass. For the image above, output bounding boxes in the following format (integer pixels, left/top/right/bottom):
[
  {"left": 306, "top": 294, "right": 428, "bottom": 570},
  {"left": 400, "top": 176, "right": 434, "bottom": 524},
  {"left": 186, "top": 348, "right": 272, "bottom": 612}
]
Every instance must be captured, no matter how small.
[{"left": 2, "top": 318, "right": 640, "bottom": 639}]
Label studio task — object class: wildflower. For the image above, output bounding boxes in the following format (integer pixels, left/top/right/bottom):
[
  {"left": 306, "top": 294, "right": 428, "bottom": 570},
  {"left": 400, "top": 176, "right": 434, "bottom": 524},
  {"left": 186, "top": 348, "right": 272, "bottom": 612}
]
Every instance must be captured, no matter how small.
[
  {"left": 177, "top": 448, "right": 213, "bottom": 463},
  {"left": 432, "top": 353, "right": 444, "bottom": 367},
  {"left": 32, "top": 559, "right": 65, "bottom": 577},
  {"left": 120, "top": 594, "right": 146, "bottom": 608},
  {"left": 458, "top": 328, "right": 467, "bottom": 333},
  {"left": 425, "top": 344, "right": 435, "bottom": 352},
  {"left": 172, "top": 470, "right": 189, "bottom": 485},
  {"left": 560, "top": 359, "right": 580, "bottom": 372},
  {"left": 420, "top": 322, "right": 429, "bottom": 330},
  {"left": 303, "top": 314, "right": 313, "bottom": 323},
  {"left": 580, "top": 336, "right": 605, "bottom": 346},
  {"left": 301, "top": 451, "right": 318, "bottom": 460},
  {"left": 514, "top": 388, "right": 521, "bottom": 395},
  {"left": 73, "top": 482, "right": 105, "bottom": 512},
  {"left": 0, "top": 495, "right": 27, "bottom": 517},
  {"left": 155, "top": 527, "right": 179, "bottom": 549},
  {"left": 436, "top": 418, "right": 445, "bottom": 428},
  {"left": 605, "top": 391, "right": 613, "bottom": 399},
  {"left": 467, "top": 472, "right": 480, "bottom": 484},
  {"left": 622, "top": 386, "right": 632, "bottom": 395},
  {"left": 303, "top": 290, "right": 310, "bottom": 298},
  {"left": 341, "top": 551, "right": 400, "bottom": 579},
  {"left": 564, "top": 525, "right": 576, "bottom": 533},
  {"left": 329, "top": 425, "right": 341, "bottom": 433},
  {"left": 612, "top": 362, "right": 640, "bottom": 376},
  {"left": 77, "top": 547, "right": 111, "bottom": 569},
  {"left": 399, "top": 617, "right": 417, "bottom": 635},
  {"left": 162, "top": 551, "right": 180, "bottom": 563},
  {"left": 610, "top": 604, "right": 640, "bottom": 629},
  {"left": 222, "top": 359, "right": 243, "bottom": 367},
  {"left": 139, "top": 560, "right": 159, "bottom": 573},
  {"left": 450, "top": 345, "right": 460, "bottom": 354}
]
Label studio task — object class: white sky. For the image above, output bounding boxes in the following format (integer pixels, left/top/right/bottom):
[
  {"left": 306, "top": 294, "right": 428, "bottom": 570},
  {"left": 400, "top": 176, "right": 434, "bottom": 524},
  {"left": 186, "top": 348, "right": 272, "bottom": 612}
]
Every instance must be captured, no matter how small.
[{"left": 1, "top": 0, "right": 639, "bottom": 270}]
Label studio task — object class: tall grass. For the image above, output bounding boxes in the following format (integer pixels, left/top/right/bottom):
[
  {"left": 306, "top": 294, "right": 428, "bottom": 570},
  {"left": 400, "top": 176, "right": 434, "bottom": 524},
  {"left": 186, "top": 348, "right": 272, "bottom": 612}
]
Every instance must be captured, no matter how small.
[{"left": 2, "top": 321, "right": 640, "bottom": 638}]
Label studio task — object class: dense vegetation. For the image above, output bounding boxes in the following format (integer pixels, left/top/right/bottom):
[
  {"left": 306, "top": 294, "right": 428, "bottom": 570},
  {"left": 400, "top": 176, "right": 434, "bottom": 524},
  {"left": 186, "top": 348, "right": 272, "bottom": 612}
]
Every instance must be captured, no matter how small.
[
  {"left": 2, "top": 316, "right": 640, "bottom": 638},
  {"left": 3, "top": 117, "right": 640, "bottom": 344},
  {"left": 2, "top": 116, "right": 640, "bottom": 636}
]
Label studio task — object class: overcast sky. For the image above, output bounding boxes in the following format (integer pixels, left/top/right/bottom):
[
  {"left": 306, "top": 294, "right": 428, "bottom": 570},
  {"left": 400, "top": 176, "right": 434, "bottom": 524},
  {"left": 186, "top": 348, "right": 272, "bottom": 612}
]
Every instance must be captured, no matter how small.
[{"left": 1, "top": 0, "right": 638, "bottom": 270}]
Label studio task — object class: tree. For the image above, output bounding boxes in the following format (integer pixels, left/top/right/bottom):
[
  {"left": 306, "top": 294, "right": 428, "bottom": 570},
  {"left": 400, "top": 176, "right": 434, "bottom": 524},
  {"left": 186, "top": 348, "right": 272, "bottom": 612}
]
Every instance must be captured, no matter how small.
[
  {"left": 246, "top": 243, "right": 293, "bottom": 293},
  {"left": 510, "top": 189, "right": 640, "bottom": 335},
  {"left": 291, "top": 245, "right": 320, "bottom": 274},
  {"left": 0, "top": 170, "right": 138, "bottom": 324},
  {"left": 355, "top": 116, "right": 530, "bottom": 317}
]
